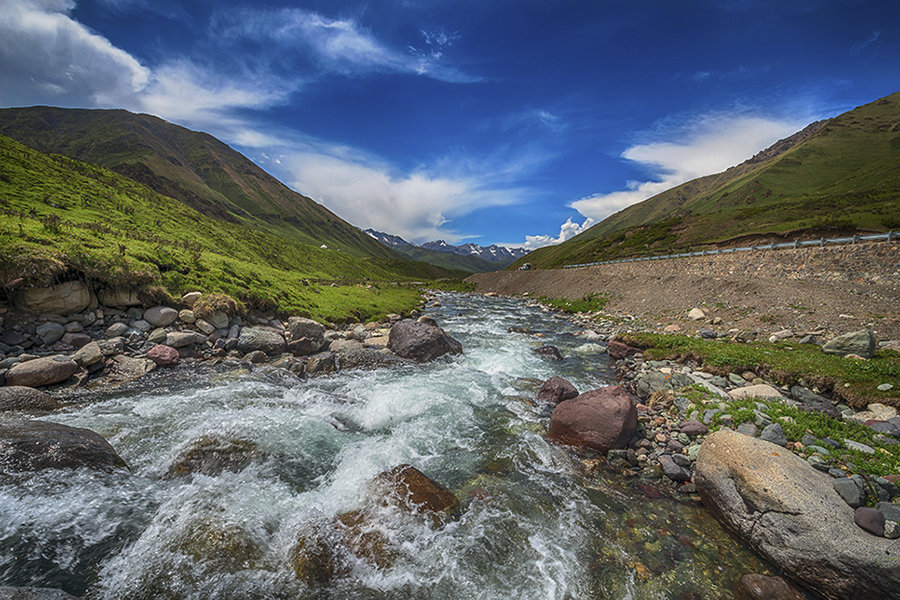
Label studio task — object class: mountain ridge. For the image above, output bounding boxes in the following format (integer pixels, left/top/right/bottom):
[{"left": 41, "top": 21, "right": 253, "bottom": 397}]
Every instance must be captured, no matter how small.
[{"left": 364, "top": 229, "right": 527, "bottom": 272}]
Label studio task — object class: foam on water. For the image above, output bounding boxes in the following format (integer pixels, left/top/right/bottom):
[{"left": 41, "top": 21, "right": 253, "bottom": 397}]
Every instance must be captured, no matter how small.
[{"left": 0, "top": 293, "right": 768, "bottom": 599}]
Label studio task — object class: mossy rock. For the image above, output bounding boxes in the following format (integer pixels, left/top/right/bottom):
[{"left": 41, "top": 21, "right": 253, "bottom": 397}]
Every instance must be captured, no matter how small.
[
  {"left": 291, "top": 529, "right": 337, "bottom": 585},
  {"left": 165, "top": 435, "right": 260, "bottom": 478},
  {"left": 174, "top": 519, "right": 263, "bottom": 572},
  {"left": 335, "top": 510, "right": 395, "bottom": 569}
]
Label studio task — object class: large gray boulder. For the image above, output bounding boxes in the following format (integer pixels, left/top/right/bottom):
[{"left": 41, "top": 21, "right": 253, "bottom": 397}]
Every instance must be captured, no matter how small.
[
  {"left": 694, "top": 429, "right": 900, "bottom": 600},
  {"left": 548, "top": 385, "right": 637, "bottom": 453},
  {"left": 16, "top": 281, "right": 91, "bottom": 314},
  {"left": 143, "top": 306, "right": 178, "bottom": 327},
  {"left": 287, "top": 316, "right": 325, "bottom": 342},
  {"left": 388, "top": 319, "right": 462, "bottom": 363},
  {"left": 634, "top": 370, "right": 693, "bottom": 399},
  {"left": 823, "top": 329, "right": 876, "bottom": 359},
  {"left": 0, "top": 387, "right": 60, "bottom": 412},
  {"left": 237, "top": 327, "right": 286, "bottom": 356},
  {"left": 0, "top": 419, "right": 127, "bottom": 473},
  {"left": 6, "top": 356, "right": 78, "bottom": 387}
]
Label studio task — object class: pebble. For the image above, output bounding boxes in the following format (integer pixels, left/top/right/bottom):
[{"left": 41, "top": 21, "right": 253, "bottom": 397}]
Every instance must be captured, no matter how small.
[
  {"left": 854, "top": 507, "right": 885, "bottom": 537},
  {"left": 877, "top": 383, "right": 894, "bottom": 391},
  {"left": 844, "top": 440, "right": 875, "bottom": 455},
  {"left": 760, "top": 423, "right": 787, "bottom": 446}
]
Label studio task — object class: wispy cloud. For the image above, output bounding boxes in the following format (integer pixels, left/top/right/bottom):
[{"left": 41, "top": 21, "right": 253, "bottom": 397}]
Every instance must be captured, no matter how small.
[{"left": 850, "top": 31, "right": 881, "bottom": 55}]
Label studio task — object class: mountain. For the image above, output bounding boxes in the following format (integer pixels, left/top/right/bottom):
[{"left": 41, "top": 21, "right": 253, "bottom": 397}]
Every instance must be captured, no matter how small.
[
  {"left": 364, "top": 230, "right": 527, "bottom": 272},
  {"left": 0, "top": 106, "right": 397, "bottom": 260},
  {"left": 514, "top": 91, "right": 900, "bottom": 269},
  {"left": 421, "top": 240, "right": 528, "bottom": 262}
]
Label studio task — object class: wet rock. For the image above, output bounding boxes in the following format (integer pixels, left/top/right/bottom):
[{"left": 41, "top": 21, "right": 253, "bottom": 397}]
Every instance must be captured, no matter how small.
[
  {"left": 694, "top": 429, "right": 900, "bottom": 600},
  {"left": 823, "top": 329, "right": 876, "bottom": 359},
  {"left": 306, "top": 351, "right": 336, "bottom": 375},
  {"left": 173, "top": 518, "right": 262, "bottom": 572},
  {"left": 854, "top": 507, "right": 885, "bottom": 536},
  {"left": 0, "top": 419, "right": 127, "bottom": 473},
  {"left": 335, "top": 510, "right": 394, "bottom": 569},
  {"left": 147, "top": 344, "right": 180, "bottom": 367},
  {"left": 16, "top": 281, "right": 91, "bottom": 315},
  {"left": 736, "top": 574, "right": 805, "bottom": 600},
  {"left": 659, "top": 454, "right": 692, "bottom": 482},
  {"left": 105, "top": 355, "right": 156, "bottom": 383},
  {"left": 6, "top": 355, "right": 78, "bottom": 387},
  {"left": 388, "top": 319, "right": 462, "bottom": 363},
  {"left": 0, "top": 386, "right": 60, "bottom": 412},
  {"left": 607, "top": 340, "right": 638, "bottom": 360},
  {"left": 533, "top": 345, "right": 563, "bottom": 361},
  {"left": 243, "top": 350, "right": 267, "bottom": 364},
  {"left": 291, "top": 526, "right": 338, "bottom": 585},
  {"left": 548, "top": 385, "right": 638, "bottom": 453},
  {"left": 0, "top": 586, "right": 78, "bottom": 599},
  {"left": 165, "top": 435, "right": 259, "bottom": 477},
  {"left": 236, "top": 327, "right": 286, "bottom": 356},
  {"left": 376, "top": 464, "right": 459, "bottom": 515},
  {"left": 287, "top": 337, "right": 321, "bottom": 356},
  {"left": 330, "top": 341, "right": 402, "bottom": 371},
  {"left": 537, "top": 376, "right": 578, "bottom": 404}
]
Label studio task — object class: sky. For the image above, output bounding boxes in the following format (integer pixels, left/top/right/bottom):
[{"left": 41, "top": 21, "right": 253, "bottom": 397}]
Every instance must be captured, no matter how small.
[{"left": 0, "top": 1, "right": 897, "bottom": 249}]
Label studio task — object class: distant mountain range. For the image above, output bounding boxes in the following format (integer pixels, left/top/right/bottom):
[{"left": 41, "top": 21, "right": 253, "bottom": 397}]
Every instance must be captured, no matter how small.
[
  {"left": 514, "top": 91, "right": 900, "bottom": 269},
  {"left": 364, "top": 230, "right": 527, "bottom": 272}
]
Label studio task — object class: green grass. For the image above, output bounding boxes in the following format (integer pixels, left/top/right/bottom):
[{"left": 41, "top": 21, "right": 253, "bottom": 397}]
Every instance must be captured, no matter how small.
[
  {"left": 617, "top": 332, "right": 900, "bottom": 408},
  {"left": 537, "top": 292, "right": 609, "bottom": 313},
  {"left": 676, "top": 385, "right": 899, "bottom": 478},
  {"left": 0, "top": 134, "right": 463, "bottom": 322}
]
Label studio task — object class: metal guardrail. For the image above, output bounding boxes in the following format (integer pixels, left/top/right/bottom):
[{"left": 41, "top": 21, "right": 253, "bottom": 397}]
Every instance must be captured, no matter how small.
[{"left": 561, "top": 232, "right": 898, "bottom": 269}]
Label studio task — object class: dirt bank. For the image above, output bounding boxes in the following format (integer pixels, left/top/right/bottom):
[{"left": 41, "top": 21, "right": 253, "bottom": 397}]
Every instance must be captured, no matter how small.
[{"left": 466, "top": 242, "right": 900, "bottom": 341}]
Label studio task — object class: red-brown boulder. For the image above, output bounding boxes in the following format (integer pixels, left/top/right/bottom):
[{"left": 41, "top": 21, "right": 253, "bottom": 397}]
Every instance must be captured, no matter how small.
[
  {"left": 548, "top": 385, "right": 637, "bottom": 452},
  {"left": 607, "top": 340, "right": 639, "bottom": 360},
  {"left": 147, "top": 344, "right": 180, "bottom": 367},
  {"left": 537, "top": 376, "right": 578, "bottom": 404}
]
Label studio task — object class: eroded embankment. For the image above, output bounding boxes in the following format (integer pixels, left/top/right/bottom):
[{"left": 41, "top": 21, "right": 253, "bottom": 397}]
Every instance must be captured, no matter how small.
[{"left": 467, "top": 242, "right": 900, "bottom": 340}]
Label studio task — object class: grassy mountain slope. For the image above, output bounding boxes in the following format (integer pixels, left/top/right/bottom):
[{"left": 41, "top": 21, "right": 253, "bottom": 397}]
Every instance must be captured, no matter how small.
[
  {"left": 517, "top": 92, "right": 900, "bottom": 269},
  {"left": 0, "top": 134, "right": 463, "bottom": 322},
  {"left": 0, "top": 106, "right": 397, "bottom": 260}
]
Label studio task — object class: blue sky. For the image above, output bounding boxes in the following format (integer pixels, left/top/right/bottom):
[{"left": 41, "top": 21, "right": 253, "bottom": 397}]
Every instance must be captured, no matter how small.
[{"left": 1, "top": 1, "right": 897, "bottom": 248}]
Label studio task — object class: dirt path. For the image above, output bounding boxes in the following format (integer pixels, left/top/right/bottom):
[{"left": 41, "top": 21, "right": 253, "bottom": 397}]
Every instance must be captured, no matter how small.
[{"left": 466, "top": 244, "right": 900, "bottom": 341}]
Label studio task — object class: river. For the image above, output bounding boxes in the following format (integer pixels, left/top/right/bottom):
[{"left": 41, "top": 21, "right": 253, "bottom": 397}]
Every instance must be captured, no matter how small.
[{"left": 0, "top": 293, "right": 770, "bottom": 599}]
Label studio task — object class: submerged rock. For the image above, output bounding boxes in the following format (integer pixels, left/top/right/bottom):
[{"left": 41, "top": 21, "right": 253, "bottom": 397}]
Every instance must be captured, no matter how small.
[
  {"left": 694, "top": 429, "right": 900, "bottom": 600},
  {"left": 0, "top": 586, "right": 78, "bottom": 599},
  {"left": 548, "top": 385, "right": 638, "bottom": 453},
  {"left": 375, "top": 464, "right": 460, "bottom": 515},
  {"left": 736, "top": 574, "right": 805, "bottom": 600},
  {"left": 165, "top": 435, "right": 259, "bottom": 478},
  {"left": 0, "top": 419, "right": 127, "bottom": 473},
  {"left": 533, "top": 345, "right": 563, "bottom": 361},
  {"left": 388, "top": 319, "right": 462, "bottom": 363},
  {"left": 536, "top": 376, "right": 578, "bottom": 404}
]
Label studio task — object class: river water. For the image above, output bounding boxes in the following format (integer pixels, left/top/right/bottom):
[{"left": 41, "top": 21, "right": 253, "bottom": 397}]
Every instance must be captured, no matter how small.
[{"left": 0, "top": 293, "right": 770, "bottom": 599}]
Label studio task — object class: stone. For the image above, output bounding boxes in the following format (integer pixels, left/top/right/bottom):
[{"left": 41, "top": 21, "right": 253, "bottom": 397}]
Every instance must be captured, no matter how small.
[
  {"left": 845, "top": 440, "right": 875, "bottom": 454},
  {"left": 736, "top": 422, "right": 758, "bottom": 437},
  {"left": 823, "top": 329, "right": 876, "bottom": 359},
  {"left": 376, "top": 464, "right": 459, "bottom": 514},
  {"left": 688, "top": 308, "right": 706, "bottom": 321},
  {"left": 759, "top": 423, "right": 787, "bottom": 446},
  {"left": 417, "top": 315, "right": 438, "bottom": 327},
  {"left": 694, "top": 429, "right": 900, "bottom": 599},
  {"left": 533, "top": 345, "right": 563, "bottom": 361},
  {"left": 147, "top": 344, "right": 180, "bottom": 367},
  {"left": 679, "top": 419, "right": 708, "bottom": 436},
  {"left": 147, "top": 328, "right": 167, "bottom": 344},
  {"left": 35, "top": 322, "right": 65, "bottom": 346},
  {"left": 243, "top": 350, "right": 267, "bottom": 364},
  {"left": 178, "top": 309, "right": 195, "bottom": 324},
  {"left": 0, "top": 387, "right": 60, "bottom": 412},
  {"left": 105, "top": 321, "right": 129, "bottom": 338},
  {"left": 0, "top": 586, "right": 78, "bottom": 599},
  {"left": 854, "top": 507, "right": 885, "bottom": 537},
  {"left": 736, "top": 574, "right": 805, "bottom": 600},
  {"left": 363, "top": 335, "right": 389, "bottom": 349},
  {"left": 306, "top": 351, "right": 336, "bottom": 375},
  {"left": 833, "top": 477, "right": 865, "bottom": 508},
  {"left": 195, "top": 319, "right": 216, "bottom": 335},
  {"left": 182, "top": 291, "right": 202, "bottom": 306},
  {"left": 0, "top": 419, "right": 127, "bottom": 473},
  {"left": 16, "top": 281, "right": 91, "bottom": 315},
  {"left": 876, "top": 502, "right": 900, "bottom": 523},
  {"left": 142, "top": 306, "right": 177, "bottom": 327},
  {"left": 659, "top": 454, "right": 692, "bottom": 482},
  {"left": 166, "top": 435, "right": 259, "bottom": 478},
  {"left": 548, "top": 385, "right": 638, "bottom": 453},
  {"left": 236, "top": 327, "right": 286, "bottom": 356},
  {"left": 388, "top": 319, "right": 462, "bottom": 363},
  {"left": 72, "top": 341, "right": 103, "bottom": 367},
  {"left": 288, "top": 337, "right": 321, "bottom": 356},
  {"left": 98, "top": 287, "right": 141, "bottom": 307},
  {"left": 97, "top": 337, "right": 124, "bottom": 356},
  {"left": 330, "top": 340, "right": 404, "bottom": 371},
  {"left": 885, "top": 521, "right": 900, "bottom": 539},
  {"left": 61, "top": 332, "right": 91, "bottom": 348},
  {"left": 634, "top": 370, "right": 692, "bottom": 399},
  {"left": 105, "top": 355, "right": 156, "bottom": 383},
  {"left": 607, "top": 340, "right": 638, "bottom": 360},
  {"left": 6, "top": 355, "right": 78, "bottom": 387},
  {"left": 165, "top": 331, "right": 205, "bottom": 348},
  {"left": 698, "top": 328, "right": 717, "bottom": 339},
  {"left": 790, "top": 385, "right": 826, "bottom": 404},
  {"left": 728, "top": 384, "right": 783, "bottom": 402},
  {"left": 208, "top": 311, "right": 229, "bottom": 330},
  {"left": 537, "top": 376, "right": 578, "bottom": 404},
  {"left": 287, "top": 317, "right": 325, "bottom": 343}
]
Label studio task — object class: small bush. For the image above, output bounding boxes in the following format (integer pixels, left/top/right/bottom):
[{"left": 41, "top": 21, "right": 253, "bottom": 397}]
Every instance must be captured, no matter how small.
[{"left": 193, "top": 292, "right": 242, "bottom": 318}]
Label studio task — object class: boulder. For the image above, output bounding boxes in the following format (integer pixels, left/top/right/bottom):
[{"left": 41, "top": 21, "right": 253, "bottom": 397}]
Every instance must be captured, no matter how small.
[
  {"left": 17, "top": 281, "right": 91, "bottom": 315},
  {"left": 0, "top": 419, "right": 127, "bottom": 473},
  {"left": 306, "top": 351, "right": 336, "bottom": 375},
  {"left": 287, "top": 317, "right": 325, "bottom": 343},
  {"left": 236, "top": 327, "right": 286, "bottom": 356},
  {"left": 634, "top": 370, "right": 693, "bottom": 399},
  {"left": 35, "top": 322, "right": 65, "bottom": 346},
  {"left": 375, "top": 464, "right": 459, "bottom": 515},
  {"left": 178, "top": 309, "right": 195, "bottom": 324},
  {"left": 147, "top": 344, "right": 180, "bottom": 367},
  {"left": 105, "top": 355, "right": 156, "bottom": 383},
  {"left": 694, "top": 429, "right": 900, "bottom": 600},
  {"left": 208, "top": 311, "right": 229, "bottom": 330},
  {"left": 533, "top": 345, "right": 563, "bottom": 361},
  {"left": 728, "top": 384, "right": 783, "bottom": 402},
  {"left": 97, "top": 287, "right": 141, "bottom": 307},
  {"left": 165, "top": 435, "right": 259, "bottom": 478},
  {"left": 61, "top": 332, "right": 91, "bottom": 348},
  {"left": 607, "top": 340, "right": 638, "bottom": 360},
  {"left": 854, "top": 507, "right": 885, "bottom": 537},
  {"left": 736, "top": 574, "right": 805, "bottom": 600},
  {"left": 823, "top": 329, "right": 876, "bottom": 359},
  {"left": 287, "top": 337, "right": 321, "bottom": 356},
  {"left": 182, "top": 291, "right": 202, "bottom": 307},
  {"left": 6, "top": 355, "right": 78, "bottom": 387},
  {"left": 73, "top": 341, "right": 103, "bottom": 367},
  {"left": 329, "top": 340, "right": 403, "bottom": 371},
  {"left": 105, "top": 322, "right": 129, "bottom": 338},
  {"left": 165, "top": 331, "right": 206, "bottom": 348},
  {"left": 0, "top": 387, "right": 60, "bottom": 412},
  {"left": 0, "top": 586, "right": 78, "bottom": 599},
  {"left": 388, "top": 319, "right": 462, "bottom": 363},
  {"left": 688, "top": 307, "right": 706, "bottom": 321},
  {"left": 548, "top": 385, "right": 637, "bottom": 453},
  {"left": 537, "top": 376, "right": 578, "bottom": 404},
  {"left": 143, "top": 306, "right": 178, "bottom": 327}
]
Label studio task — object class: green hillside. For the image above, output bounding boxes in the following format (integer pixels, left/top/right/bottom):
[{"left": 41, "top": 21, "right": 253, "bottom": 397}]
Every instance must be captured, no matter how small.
[
  {"left": 0, "top": 134, "right": 463, "bottom": 322},
  {"left": 0, "top": 106, "right": 397, "bottom": 260},
  {"left": 516, "top": 92, "right": 900, "bottom": 269}
]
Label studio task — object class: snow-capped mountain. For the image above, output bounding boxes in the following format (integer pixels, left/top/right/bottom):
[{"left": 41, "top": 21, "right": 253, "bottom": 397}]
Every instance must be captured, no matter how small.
[
  {"left": 364, "top": 229, "right": 414, "bottom": 248},
  {"left": 363, "top": 229, "right": 529, "bottom": 271},
  {"left": 421, "top": 240, "right": 528, "bottom": 262}
]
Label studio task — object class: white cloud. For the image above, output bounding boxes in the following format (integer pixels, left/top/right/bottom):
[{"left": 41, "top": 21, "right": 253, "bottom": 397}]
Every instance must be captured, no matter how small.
[
  {"left": 522, "top": 217, "right": 594, "bottom": 250},
  {"left": 0, "top": 0, "right": 150, "bottom": 107},
  {"left": 569, "top": 113, "right": 803, "bottom": 222}
]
